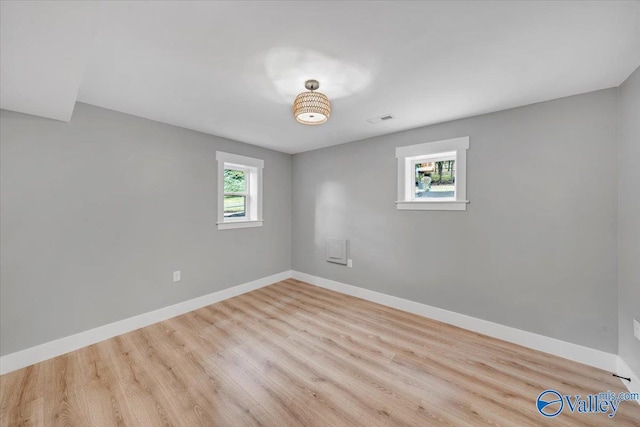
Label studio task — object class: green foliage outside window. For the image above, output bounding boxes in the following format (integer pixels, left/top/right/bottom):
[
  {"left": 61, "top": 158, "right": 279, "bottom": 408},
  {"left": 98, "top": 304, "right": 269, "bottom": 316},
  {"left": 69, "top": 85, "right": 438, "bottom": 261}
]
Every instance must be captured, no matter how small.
[{"left": 224, "top": 169, "right": 246, "bottom": 193}]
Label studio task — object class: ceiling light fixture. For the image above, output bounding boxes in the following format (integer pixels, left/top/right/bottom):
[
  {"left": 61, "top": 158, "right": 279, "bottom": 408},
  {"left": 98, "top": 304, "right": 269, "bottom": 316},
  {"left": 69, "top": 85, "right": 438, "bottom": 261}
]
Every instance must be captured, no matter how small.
[{"left": 293, "top": 79, "right": 330, "bottom": 125}]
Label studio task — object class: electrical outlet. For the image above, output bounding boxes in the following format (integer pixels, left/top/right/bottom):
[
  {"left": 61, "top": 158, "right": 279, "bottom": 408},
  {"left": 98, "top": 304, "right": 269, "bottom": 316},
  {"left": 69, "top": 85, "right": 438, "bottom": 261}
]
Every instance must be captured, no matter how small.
[
  {"left": 347, "top": 259, "right": 353, "bottom": 268},
  {"left": 634, "top": 319, "right": 640, "bottom": 341},
  {"left": 173, "top": 271, "right": 181, "bottom": 282}
]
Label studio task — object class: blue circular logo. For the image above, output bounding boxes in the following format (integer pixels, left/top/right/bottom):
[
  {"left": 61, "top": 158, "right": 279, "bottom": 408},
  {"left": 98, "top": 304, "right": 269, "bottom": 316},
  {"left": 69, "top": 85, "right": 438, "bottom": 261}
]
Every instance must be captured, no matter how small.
[{"left": 537, "top": 390, "right": 564, "bottom": 417}]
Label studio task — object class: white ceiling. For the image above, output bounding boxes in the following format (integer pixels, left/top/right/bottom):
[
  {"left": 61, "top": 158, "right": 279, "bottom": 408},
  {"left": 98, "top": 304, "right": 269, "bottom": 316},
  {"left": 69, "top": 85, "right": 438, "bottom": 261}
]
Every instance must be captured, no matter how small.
[
  {"left": 2, "top": 1, "right": 639, "bottom": 153},
  {"left": 0, "top": 1, "right": 101, "bottom": 121}
]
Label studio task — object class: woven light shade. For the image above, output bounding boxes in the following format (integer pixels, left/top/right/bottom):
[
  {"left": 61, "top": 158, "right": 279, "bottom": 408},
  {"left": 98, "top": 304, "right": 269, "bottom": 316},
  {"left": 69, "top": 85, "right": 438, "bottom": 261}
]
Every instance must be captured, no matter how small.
[{"left": 293, "top": 80, "right": 331, "bottom": 125}]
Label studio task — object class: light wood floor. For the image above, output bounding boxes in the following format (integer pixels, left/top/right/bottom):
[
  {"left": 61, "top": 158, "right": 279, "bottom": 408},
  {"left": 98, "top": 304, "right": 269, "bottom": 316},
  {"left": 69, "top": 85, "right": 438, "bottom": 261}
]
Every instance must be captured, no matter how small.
[{"left": 1, "top": 279, "right": 639, "bottom": 426}]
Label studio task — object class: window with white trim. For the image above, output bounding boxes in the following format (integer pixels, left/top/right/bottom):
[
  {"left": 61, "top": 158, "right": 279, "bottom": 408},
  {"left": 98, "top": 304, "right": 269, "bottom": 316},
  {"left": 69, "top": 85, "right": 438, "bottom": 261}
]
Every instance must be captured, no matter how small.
[
  {"left": 216, "top": 151, "right": 263, "bottom": 230},
  {"left": 396, "top": 137, "right": 469, "bottom": 211}
]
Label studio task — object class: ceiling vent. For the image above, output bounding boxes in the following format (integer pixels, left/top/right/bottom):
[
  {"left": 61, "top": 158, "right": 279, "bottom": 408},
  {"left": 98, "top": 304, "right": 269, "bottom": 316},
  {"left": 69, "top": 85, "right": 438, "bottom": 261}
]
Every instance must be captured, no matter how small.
[{"left": 366, "top": 114, "right": 394, "bottom": 124}]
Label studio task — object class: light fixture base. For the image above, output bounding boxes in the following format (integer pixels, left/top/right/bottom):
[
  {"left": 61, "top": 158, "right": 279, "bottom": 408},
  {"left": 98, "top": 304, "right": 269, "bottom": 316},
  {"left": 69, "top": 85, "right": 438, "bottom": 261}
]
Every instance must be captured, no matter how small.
[{"left": 304, "top": 79, "right": 320, "bottom": 91}]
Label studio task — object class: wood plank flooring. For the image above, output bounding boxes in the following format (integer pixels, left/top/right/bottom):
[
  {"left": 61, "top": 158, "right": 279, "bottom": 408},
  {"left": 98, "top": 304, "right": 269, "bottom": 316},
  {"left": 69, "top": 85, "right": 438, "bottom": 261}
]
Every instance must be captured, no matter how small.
[{"left": 1, "top": 279, "right": 639, "bottom": 426}]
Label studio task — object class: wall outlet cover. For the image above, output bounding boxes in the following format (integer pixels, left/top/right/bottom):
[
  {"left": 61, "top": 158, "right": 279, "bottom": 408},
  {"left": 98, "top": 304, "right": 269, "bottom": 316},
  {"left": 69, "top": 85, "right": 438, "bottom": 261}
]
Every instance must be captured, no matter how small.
[
  {"left": 634, "top": 319, "right": 640, "bottom": 341},
  {"left": 173, "top": 271, "right": 181, "bottom": 282}
]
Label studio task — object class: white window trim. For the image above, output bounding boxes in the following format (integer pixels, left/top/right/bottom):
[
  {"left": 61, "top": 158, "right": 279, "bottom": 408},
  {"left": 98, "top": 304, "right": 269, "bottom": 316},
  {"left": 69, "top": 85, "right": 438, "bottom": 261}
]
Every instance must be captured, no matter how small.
[
  {"left": 395, "top": 136, "right": 469, "bottom": 211},
  {"left": 216, "top": 151, "right": 264, "bottom": 230}
]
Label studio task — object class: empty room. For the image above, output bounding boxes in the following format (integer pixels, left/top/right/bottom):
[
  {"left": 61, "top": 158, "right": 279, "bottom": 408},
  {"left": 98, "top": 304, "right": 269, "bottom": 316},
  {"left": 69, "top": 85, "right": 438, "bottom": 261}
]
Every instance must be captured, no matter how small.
[{"left": 1, "top": 1, "right": 640, "bottom": 425}]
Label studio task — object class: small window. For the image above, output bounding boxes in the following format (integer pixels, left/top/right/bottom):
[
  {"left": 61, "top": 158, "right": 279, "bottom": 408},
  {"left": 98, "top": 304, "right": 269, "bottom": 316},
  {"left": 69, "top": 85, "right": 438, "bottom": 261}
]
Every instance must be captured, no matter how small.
[
  {"left": 216, "top": 152, "right": 264, "bottom": 230},
  {"left": 413, "top": 155, "right": 456, "bottom": 200},
  {"left": 396, "top": 137, "right": 469, "bottom": 211},
  {"left": 224, "top": 168, "right": 247, "bottom": 219}
]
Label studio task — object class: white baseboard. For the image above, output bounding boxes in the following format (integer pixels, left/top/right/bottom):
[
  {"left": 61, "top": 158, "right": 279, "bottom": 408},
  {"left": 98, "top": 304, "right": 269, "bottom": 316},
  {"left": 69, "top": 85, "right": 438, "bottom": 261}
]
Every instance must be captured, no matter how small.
[
  {"left": 291, "top": 271, "right": 618, "bottom": 373},
  {"left": 1, "top": 269, "right": 624, "bottom": 380},
  {"left": 617, "top": 356, "right": 640, "bottom": 405},
  {"left": 0, "top": 270, "right": 292, "bottom": 375}
]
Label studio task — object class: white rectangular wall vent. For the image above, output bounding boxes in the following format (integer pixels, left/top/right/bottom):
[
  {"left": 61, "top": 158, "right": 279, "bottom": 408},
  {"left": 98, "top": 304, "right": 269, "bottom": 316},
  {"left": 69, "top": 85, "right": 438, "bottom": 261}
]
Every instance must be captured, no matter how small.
[
  {"left": 326, "top": 237, "right": 348, "bottom": 265},
  {"left": 366, "top": 114, "right": 394, "bottom": 124}
]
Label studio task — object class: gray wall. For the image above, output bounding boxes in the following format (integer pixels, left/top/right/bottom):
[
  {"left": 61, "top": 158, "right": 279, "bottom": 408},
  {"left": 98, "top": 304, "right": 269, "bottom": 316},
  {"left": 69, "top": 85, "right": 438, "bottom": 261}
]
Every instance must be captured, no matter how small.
[
  {"left": 618, "top": 66, "right": 640, "bottom": 375},
  {"left": 0, "top": 103, "right": 291, "bottom": 356},
  {"left": 292, "top": 89, "right": 619, "bottom": 353},
  {"left": 1, "top": 87, "right": 630, "bottom": 359}
]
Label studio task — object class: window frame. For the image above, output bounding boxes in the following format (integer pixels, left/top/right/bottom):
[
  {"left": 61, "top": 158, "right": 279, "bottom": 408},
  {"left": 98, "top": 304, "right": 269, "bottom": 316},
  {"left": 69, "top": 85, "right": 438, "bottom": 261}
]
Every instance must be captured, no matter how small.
[
  {"left": 216, "top": 151, "right": 264, "bottom": 230},
  {"left": 396, "top": 136, "right": 469, "bottom": 211}
]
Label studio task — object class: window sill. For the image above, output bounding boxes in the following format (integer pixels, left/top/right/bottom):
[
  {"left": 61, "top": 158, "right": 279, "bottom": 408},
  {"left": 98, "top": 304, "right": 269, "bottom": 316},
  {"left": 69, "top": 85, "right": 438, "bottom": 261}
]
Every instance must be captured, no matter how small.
[
  {"left": 217, "top": 220, "right": 264, "bottom": 230},
  {"left": 396, "top": 200, "right": 469, "bottom": 211}
]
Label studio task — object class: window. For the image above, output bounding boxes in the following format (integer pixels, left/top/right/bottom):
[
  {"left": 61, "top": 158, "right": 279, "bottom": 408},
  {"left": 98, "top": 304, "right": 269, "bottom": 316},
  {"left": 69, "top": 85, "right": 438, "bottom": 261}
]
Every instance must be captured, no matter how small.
[
  {"left": 216, "top": 151, "right": 263, "bottom": 230},
  {"left": 224, "top": 168, "right": 248, "bottom": 218},
  {"left": 396, "top": 136, "right": 469, "bottom": 211}
]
